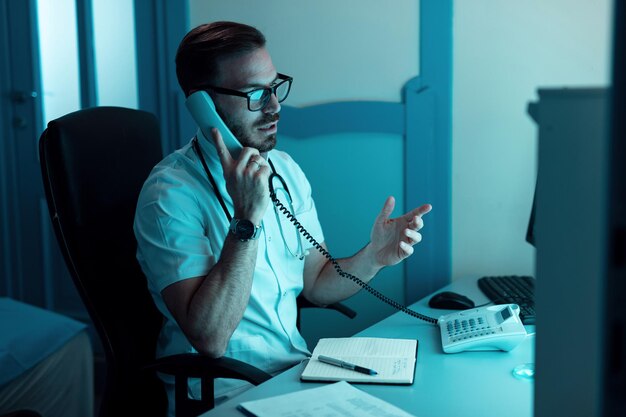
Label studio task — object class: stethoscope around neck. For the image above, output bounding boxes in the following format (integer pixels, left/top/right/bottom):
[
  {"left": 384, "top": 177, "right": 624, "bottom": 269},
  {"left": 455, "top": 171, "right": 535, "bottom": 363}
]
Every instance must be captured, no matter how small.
[{"left": 192, "top": 137, "right": 306, "bottom": 260}]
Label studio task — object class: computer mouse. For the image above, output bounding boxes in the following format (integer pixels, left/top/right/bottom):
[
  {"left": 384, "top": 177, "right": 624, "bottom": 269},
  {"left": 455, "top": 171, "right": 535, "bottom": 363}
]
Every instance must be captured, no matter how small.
[{"left": 428, "top": 291, "right": 475, "bottom": 310}]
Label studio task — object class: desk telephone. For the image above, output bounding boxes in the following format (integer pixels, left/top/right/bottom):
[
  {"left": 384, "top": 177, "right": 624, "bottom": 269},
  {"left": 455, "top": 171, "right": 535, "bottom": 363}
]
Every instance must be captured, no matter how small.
[
  {"left": 438, "top": 304, "right": 527, "bottom": 353},
  {"left": 185, "top": 91, "right": 528, "bottom": 354}
]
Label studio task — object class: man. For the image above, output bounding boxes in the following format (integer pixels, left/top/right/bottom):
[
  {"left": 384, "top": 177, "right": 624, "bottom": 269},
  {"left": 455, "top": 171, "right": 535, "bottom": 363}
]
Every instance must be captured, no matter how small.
[{"left": 134, "top": 21, "right": 431, "bottom": 413}]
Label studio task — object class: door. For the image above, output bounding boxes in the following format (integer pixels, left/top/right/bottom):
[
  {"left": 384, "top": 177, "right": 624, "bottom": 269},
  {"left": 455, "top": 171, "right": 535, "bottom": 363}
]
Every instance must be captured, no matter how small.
[
  {"left": 1, "top": 0, "right": 142, "bottom": 322},
  {"left": 0, "top": 0, "right": 57, "bottom": 308},
  {"left": 1, "top": 0, "right": 87, "bottom": 318}
]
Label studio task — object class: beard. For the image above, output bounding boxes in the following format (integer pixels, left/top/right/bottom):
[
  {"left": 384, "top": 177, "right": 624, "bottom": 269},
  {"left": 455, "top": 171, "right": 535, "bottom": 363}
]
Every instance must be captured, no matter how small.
[{"left": 219, "top": 110, "right": 279, "bottom": 153}]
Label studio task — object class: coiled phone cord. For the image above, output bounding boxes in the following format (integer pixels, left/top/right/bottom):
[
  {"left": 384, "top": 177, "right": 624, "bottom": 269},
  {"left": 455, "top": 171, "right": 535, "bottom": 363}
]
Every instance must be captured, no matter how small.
[{"left": 269, "top": 190, "right": 439, "bottom": 325}]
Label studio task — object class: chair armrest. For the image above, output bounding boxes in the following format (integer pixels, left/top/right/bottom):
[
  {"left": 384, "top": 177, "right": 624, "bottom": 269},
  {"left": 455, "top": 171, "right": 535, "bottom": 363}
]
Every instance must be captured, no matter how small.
[
  {"left": 325, "top": 302, "right": 357, "bottom": 319},
  {"left": 144, "top": 353, "right": 272, "bottom": 416},
  {"left": 144, "top": 353, "right": 271, "bottom": 386},
  {"left": 297, "top": 296, "right": 357, "bottom": 320}
]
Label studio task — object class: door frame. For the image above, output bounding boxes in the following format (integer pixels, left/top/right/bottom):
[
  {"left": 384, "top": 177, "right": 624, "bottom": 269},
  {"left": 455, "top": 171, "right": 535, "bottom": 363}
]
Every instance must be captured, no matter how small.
[
  {"left": 0, "top": 0, "right": 45, "bottom": 302},
  {"left": 404, "top": 1, "right": 453, "bottom": 302}
]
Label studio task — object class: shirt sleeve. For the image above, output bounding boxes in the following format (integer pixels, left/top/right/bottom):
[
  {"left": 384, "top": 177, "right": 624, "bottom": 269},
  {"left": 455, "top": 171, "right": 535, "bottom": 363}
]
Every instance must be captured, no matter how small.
[{"left": 134, "top": 171, "right": 217, "bottom": 293}]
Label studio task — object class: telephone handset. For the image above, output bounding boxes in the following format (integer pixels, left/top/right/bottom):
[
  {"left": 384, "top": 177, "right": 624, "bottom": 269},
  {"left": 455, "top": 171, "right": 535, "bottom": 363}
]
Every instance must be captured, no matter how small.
[
  {"left": 186, "top": 90, "right": 243, "bottom": 159},
  {"left": 185, "top": 90, "right": 440, "bottom": 326}
]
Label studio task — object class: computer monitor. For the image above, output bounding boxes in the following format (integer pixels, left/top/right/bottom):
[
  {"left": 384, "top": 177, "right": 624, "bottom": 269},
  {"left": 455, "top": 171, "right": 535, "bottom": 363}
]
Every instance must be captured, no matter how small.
[
  {"left": 532, "top": 87, "right": 610, "bottom": 417},
  {"left": 533, "top": 2, "right": 625, "bottom": 415},
  {"left": 603, "top": 0, "right": 626, "bottom": 413}
]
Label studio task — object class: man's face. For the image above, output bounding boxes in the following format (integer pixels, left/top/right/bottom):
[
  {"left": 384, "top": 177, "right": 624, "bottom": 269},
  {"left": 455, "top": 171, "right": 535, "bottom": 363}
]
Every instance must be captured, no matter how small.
[{"left": 212, "top": 47, "right": 281, "bottom": 153}]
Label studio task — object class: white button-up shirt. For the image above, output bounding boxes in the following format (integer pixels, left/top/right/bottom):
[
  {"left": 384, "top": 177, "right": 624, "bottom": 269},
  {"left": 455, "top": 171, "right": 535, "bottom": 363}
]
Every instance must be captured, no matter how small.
[{"left": 134, "top": 131, "right": 324, "bottom": 405}]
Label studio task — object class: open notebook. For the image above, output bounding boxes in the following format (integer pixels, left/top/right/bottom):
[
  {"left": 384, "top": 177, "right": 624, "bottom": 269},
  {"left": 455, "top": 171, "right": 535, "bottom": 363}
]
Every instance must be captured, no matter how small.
[{"left": 300, "top": 337, "right": 418, "bottom": 384}]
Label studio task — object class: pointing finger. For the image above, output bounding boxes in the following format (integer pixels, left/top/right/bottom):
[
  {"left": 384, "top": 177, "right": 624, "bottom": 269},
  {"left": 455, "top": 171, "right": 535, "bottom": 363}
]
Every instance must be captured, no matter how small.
[{"left": 405, "top": 203, "right": 432, "bottom": 222}]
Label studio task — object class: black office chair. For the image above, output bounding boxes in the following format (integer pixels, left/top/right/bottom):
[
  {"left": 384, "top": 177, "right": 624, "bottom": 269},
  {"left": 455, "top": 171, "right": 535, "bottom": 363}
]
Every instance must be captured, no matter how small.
[
  {"left": 39, "top": 106, "right": 355, "bottom": 417},
  {"left": 38, "top": 107, "right": 272, "bottom": 417}
]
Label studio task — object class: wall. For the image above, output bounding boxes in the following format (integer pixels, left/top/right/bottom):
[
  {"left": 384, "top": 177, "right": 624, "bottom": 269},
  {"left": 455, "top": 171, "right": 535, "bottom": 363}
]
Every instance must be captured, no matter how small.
[
  {"left": 452, "top": 0, "right": 613, "bottom": 280},
  {"left": 189, "top": 0, "right": 419, "bottom": 105},
  {"left": 187, "top": 0, "right": 420, "bottom": 344}
]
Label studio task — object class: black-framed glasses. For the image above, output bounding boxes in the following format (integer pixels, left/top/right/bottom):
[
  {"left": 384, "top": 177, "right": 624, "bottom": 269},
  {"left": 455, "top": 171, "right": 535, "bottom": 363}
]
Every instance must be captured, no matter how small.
[{"left": 200, "top": 73, "right": 293, "bottom": 112}]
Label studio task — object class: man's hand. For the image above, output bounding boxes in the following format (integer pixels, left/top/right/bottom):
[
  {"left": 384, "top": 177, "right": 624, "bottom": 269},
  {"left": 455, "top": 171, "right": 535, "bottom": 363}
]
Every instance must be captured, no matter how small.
[
  {"left": 369, "top": 196, "right": 432, "bottom": 267},
  {"left": 211, "top": 128, "right": 270, "bottom": 224}
]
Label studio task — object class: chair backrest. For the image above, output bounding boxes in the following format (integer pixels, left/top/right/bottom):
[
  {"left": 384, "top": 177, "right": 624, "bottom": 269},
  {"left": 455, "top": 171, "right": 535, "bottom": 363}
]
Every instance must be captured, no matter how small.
[{"left": 39, "top": 107, "right": 166, "bottom": 416}]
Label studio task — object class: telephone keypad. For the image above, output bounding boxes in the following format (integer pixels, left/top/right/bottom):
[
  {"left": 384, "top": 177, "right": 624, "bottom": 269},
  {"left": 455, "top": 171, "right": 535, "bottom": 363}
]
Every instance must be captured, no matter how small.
[
  {"left": 439, "top": 304, "right": 527, "bottom": 353},
  {"left": 446, "top": 315, "right": 495, "bottom": 342}
]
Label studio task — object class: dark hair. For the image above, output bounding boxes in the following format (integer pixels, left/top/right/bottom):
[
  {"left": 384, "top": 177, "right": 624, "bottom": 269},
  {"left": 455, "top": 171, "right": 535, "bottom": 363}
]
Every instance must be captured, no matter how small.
[{"left": 175, "top": 21, "right": 266, "bottom": 97}]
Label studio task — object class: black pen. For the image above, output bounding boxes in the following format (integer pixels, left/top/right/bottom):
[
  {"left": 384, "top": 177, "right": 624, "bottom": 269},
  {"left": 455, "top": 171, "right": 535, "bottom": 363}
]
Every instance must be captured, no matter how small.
[{"left": 317, "top": 355, "right": 378, "bottom": 376}]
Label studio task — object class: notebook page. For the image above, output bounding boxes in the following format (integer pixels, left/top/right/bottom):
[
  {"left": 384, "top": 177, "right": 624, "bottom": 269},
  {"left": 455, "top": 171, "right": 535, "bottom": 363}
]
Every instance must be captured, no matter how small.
[
  {"left": 302, "top": 356, "right": 415, "bottom": 383},
  {"left": 312, "top": 337, "right": 417, "bottom": 358},
  {"left": 302, "top": 337, "right": 418, "bottom": 383}
]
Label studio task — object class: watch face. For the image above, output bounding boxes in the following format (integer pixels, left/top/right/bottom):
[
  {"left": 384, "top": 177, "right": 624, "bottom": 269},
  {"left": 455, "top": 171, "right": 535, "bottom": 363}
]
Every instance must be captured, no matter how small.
[{"left": 236, "top": 219, "right": 255, "bottom": 239}]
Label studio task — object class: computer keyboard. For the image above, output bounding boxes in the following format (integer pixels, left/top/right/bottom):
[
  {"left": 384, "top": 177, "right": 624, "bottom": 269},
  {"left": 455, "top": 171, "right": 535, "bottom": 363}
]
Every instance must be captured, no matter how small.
[{"left": 477, "top": 275, "right": 536, "bottom": 325}]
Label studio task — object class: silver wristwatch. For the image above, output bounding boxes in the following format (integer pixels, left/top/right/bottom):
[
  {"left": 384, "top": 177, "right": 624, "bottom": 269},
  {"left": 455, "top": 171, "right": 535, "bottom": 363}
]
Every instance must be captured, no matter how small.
[{"left": 229, "top": 218, "right": 261, "bottom": 241}]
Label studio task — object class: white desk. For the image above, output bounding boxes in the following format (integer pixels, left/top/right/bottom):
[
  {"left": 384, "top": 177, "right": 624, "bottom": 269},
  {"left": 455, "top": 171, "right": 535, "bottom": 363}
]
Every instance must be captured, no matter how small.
[{"left": 202, "top": 276, "right": 535, "bottom": 417}]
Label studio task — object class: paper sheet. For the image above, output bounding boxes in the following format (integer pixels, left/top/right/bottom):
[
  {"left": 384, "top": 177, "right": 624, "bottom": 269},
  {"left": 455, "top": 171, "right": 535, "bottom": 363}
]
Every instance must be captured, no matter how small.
[{"left": 238, "top": 381, "right": 417, "bottom": 417}]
